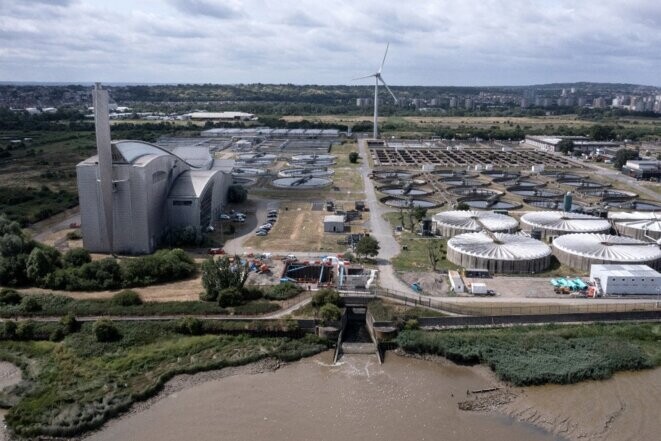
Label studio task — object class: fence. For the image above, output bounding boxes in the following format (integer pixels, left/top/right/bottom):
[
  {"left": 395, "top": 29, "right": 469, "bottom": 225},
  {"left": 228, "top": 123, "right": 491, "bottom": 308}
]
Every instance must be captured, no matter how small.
[{"left": 369, "top": 287, "right": 661, "bottom": 317}]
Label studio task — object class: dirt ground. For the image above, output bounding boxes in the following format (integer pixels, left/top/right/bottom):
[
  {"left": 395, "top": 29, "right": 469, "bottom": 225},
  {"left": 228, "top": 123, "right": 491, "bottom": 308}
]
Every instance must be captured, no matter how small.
[
  {"left": 398, "top": 271, "right": 448, "bottom": 296},
  {"left": 463, "top": 276, "right": 562, "bottom": 298}
]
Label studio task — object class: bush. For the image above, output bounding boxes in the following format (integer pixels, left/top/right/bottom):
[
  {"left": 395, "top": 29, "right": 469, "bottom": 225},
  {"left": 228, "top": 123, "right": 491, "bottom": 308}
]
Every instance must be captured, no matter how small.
[
  {"left": 121, "top": 249, "right": 196, "bottom": 287},
  {"left": 218, "top": 287, "right": 243, "bottom": 307},
  {"left": 21, "top": 296, "right": 41, "bottom": 312},
  {"left": 232, "top": 301, "right": 280, "bottom": 315},
  {"left": 65, "top": 230, "right": 82, "bottom": 241},
  {"left": 62, "top": 248, "right": 91, "bottom": 267},
  {"left": 93, "top": 319, "right": 121, "bottom": 342},
  {"left": 403, "top": 319, "right": 419, "bottom": 330},
  {"left": 319, "top": 304, "right": 342, "bottom": 324},
  {"left": 60, "top": 313, "right": 80, "bottom": 333},
  {"left": 174, "top": 317, "right": 204, "bottom": 335},
  {"left": 227, "top": 185, "right": 248, "bottom": 203},
  {"left": 311, "top": 289, "right": 341, "bottom": 308},
  {"left": 50, "top": 327, "right": 65, "bottom": 341},
  {"left": 348, "top": 152, "right": 359, "bottom": 163},
  {"left": 2, "top": 320, "right": 17, "bottom": 339},
  {"left": 265, "top": 283, "right": 303, "bottom": 300},
  {"left": 111, "top": 290, "right": 143, "bottom": 306},
  {"left": 241, "top": 286, "right": 264, "bottom": 301},
  {"left": 16, "top": 321, "right": 35, "bottom": 340},
  {"left": 0, "top": 288, "right": 22, "bottom": 305}
]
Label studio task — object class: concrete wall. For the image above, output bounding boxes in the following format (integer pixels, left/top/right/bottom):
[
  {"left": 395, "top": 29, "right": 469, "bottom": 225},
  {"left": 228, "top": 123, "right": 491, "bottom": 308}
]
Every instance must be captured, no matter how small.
[{"left": 447, "top": 248, "right": 551, "bottom": 274}]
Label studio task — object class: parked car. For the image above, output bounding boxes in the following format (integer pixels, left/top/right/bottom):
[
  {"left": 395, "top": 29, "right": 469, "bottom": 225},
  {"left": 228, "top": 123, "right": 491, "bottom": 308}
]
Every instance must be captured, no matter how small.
[
  {"left": 219, "top": 214, "right": 231, "bottom": 221},
  {"left": 256, "top": 230, "right": 268, "bottom": 236},
  {"left": 259, "top": 223, "right": 272, "bottom": 230},
  {"left": 208, "top": 248, "right": 225, "bottom": 255},
  {"left": 282, "top": 254, "right": 297, "bottom": 261},
  {"left": 69, "top": 222, "right": 81, "bottom": 229}
]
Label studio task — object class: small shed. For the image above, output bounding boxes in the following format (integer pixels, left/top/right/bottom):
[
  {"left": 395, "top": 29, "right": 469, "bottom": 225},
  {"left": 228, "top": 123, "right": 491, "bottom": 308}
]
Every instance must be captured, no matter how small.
[{"left": 324, "top": 215, "right": 345, "bottom": 233}]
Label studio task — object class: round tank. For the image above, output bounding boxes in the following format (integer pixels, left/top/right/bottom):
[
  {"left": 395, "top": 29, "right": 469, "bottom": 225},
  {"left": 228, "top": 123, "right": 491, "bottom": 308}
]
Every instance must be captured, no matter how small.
[
  {"left": 447, "top": 232, "right": 552, "bottom": 273},
  {"left": 271, "top": 176, "right": 332, "bottom": 189},
  {"left": 278, "top": 167, "right": 334, "bottom": 178},
  {"left": 380, "top": 196, "right": 441, "bottom": 209},
  {"left": 614, "top": 219, "right": 661, "bottom": 241},
  {"left": 432, "top": 210, "right": 519, "bottom": 237},
  {"left": 552, "top": 233, "right": 661, "bottom": 271},
  {"left": 520, "top": 211, "right": 611, "bottom": 240}
]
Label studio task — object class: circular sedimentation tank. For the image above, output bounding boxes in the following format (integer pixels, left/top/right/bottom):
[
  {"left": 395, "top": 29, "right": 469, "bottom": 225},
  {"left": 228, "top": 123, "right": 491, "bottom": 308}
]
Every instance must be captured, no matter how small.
[
  {"left": 278, "top": 167, "right": 334, "bottom": 178},
  {"left": 271, "top": 176, "right": 332, "bottom": 189},
  {"left": 613, "top": 216, "right": 661, "bottom": 241},
  {"left": 578, "top": 188, "right": 637, "bottom": 201},
  {"left": 541, "top": 171, "right": 581, "bottom": 180},
  {"left": 447, "top": 232, "right": 552, "bottom": 273},
  {"left": 432, "top": 210, "right": 519, "bottom": 237},
  {"left": 380, "top": 196, "right": 441, "bottom": 209},
  {"left": 463, "top": 199, "right": 522, "bottom": 210},
  {"left": 525, "top": 199, "right": 585, "bottom": 212},
  {"left": 606, "top": 200, "right": 661, "bottom": 211},
  {"left": 291, "top": 154, "right": 336, "bottom": 162},
  {"left": 231, "top": 167, "right": 267, "bottom": 176},
  {"left": 508, "top": 186, "right": 563, "bottom": 197},
  {"left": 441, "top": 178, "right": 484, "bottom": 187},
  {"left": 430, "top": 170, "right": 467, "bottom": 178},
  {"left": 484, "top": 171, "right": 520, "bottom": 182},
  {"left": 372, "top": 170, "right": 415, "bottom": 180},
  {"left": 552, "top": 233, "right": 661, "bottom": 271},
  {"left": 558, "top": 178, "right": 606, "bottom": 188},
  {"left": 520, "top": 211, "right": 611, "bottom": 240},
  {"left": 231, "top": 176, "right": 258, "bottom": 186},
  {"left": 449, "top": 187, "right": 499, "bottom": 197},
  {"left": 378, "top": 185, "right": 432, "bottom": 197}
]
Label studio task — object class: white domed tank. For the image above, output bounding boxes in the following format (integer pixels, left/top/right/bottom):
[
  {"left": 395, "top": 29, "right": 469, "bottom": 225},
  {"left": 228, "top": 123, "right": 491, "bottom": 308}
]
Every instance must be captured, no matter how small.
[
  {"left": 432, "top": 210, "right": 518, "bottom": 237},
  {"left": 520, "top": 211, "right": 611, "bottom": 240}
]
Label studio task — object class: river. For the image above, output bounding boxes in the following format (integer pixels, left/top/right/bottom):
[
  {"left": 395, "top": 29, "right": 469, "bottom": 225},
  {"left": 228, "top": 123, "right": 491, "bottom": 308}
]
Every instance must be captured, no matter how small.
[{"left": 86, "top": 353, "right": 562, "bottom": 441}]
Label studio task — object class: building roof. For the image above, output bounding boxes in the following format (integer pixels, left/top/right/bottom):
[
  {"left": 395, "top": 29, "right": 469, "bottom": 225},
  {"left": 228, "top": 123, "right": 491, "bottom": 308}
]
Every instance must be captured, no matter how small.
[
  {"left": 553, "top": 234, "right": 661, "bottom": 262},
  {"left": 168, "top": 170, "right": 219, "bottom": 199},
  {"left": 171, "top": 146, "right": 213, "bottom": 170},
  {"left": 448, "top": 232, "right": 552, "bottom": 261},
  {"left": 521, "top": 211, "right": 611, "bottom": 233},
  {"left": 590, "top": 264, "right": 660, "bottom": 277},
  {"left": 187, "top": 112, "right": 255, "bottom": 119},
  {"left": 324, "top": 215, "right": 345, "bottom": 223}
]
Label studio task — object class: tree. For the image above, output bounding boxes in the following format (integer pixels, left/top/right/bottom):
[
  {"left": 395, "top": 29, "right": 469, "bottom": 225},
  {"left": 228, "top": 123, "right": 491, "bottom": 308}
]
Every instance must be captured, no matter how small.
[
  {"left": 412, "top": 206, "right": 427, "bottom": 223},
  {"left": 426, "top": 238, "right": 444, "bottom": 272},
  {"left": 557, "top": 139, "right": 574, "bottom": 155},
  {"left": 174, "top": 317, "right": 204, "bottom": 335},
  {"left": 200, "top": 255, "right": 250, "bottom": 301},
  {"left": 311, "top": 288, "right": 341, "bottom": 308},
  {"left": 217, "top": 287, "right": 243, "bottom": 307},
  {"left": 319, "top": 303, "right": 342, "bottom": 324},
  {"left": 21, "top": 296, "right": 41, "bottom": 312},
  {"left": 456, "top": 202, "right": 470, "bottom": 211},
  {"left": 613, "top": 149, "right": 638, "bottom": 170},
  {"left": 93, "top": 319, "right": 120, "bottom": 342},
  {"left": 26, "top": 246, "right": 61, "bottom": 284},
  {"left": 355, "top": 236, "right": 380, "bottom": 260},
  {"left": 63, "top": 248, "right": 91, "bottom": 267},
  {"left": 60, "top": 313, "right": 80, "bottom": 333},
  {"left": 227, "top": 185, "right": 248, "bottom": 203},
  {"left": 0, "top": 288, "right": 22, "bottom": 305},
  {"left": 111, "top": 290, "right": 143, "bottom": 306},
  {"left": 348, "top": 152, "right": 359, "bottom": 163},
  {"left": 590, "top": 125, "right": 616, "bottom": 141}
]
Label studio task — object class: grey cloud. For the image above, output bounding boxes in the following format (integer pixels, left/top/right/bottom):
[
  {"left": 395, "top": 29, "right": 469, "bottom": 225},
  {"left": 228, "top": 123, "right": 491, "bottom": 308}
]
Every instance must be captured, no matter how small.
[{"left": 169, "top": 0, "right": 243, "bottom": 19}]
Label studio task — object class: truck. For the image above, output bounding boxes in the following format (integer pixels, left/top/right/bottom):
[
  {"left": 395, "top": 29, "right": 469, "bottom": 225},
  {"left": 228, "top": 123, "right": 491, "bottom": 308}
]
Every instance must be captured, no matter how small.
[{"left": 470, "top": 282, "right": 487, "bottom": 295}]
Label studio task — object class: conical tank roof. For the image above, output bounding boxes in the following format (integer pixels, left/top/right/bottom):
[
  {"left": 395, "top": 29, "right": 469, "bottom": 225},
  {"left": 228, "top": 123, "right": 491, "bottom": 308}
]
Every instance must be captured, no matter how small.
[
  {"left": 433, "top": 210, "right": 518, "bottom": 233},
  {"left": 521, "top": 211, "right": 611, "bottom": 233},
  {"left": 552, "top": 233, "right": 661, "bottom": 262},
  {"left": 448, "top": 232, "right": 552, "bottom": 261}
]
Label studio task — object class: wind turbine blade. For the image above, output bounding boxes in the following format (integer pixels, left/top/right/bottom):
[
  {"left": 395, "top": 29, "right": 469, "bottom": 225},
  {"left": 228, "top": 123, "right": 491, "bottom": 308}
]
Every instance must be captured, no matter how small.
[
  {"left": 378, "top": 42, "right": 390, "bottom": 74},
  {"left": 379, "top": 76, "right": 398, "bottom": 103},
  {"left": 352, "top": 74, "right": 377, "bottom": 81}
]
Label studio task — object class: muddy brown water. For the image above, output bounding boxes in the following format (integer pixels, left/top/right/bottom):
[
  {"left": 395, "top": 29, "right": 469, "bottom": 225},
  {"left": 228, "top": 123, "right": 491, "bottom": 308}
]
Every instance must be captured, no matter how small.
[{"left": 86, "top": 353, "right": 562, "bottom": 441}]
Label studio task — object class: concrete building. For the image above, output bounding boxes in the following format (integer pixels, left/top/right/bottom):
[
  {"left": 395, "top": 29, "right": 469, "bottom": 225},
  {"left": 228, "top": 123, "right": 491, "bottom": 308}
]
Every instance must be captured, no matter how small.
[
  {"left": 77, "top": 85, "right": 232, "bottom": 255},
  {"left": 323, "top": 215, "right": 345, "bottom": 233},
  {"left": 621, "top": 160, "right": 661, "bottom": 180},
  {"left": 590, "top": 264, "right": 660, "bottom": 296},
  {"left": 525, "top": 135, "right": 621, "bottom": 154},
  {"left": 185, "top": 112, "right": 256, "bottom": 121}
]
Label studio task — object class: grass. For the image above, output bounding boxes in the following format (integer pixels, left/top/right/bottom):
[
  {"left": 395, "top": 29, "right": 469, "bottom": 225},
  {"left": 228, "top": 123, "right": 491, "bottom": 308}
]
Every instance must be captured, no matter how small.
[
  {"left": 397, "top": 323, "right": 661, "bottom": 386},
  {"left": 367, "top": 299, "right": 447, "bottom": 323},
  {"left": 0, "top": 293, "right": 281, "bottom": 317},
  {"left": 0, "top": 321, "right": 329, "bottom": 438}
]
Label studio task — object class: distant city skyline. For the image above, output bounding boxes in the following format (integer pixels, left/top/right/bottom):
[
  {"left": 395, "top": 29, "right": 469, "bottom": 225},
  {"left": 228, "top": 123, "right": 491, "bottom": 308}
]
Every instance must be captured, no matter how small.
[{"left": 1, "top": 0, "right": 660, "bottom": 86}]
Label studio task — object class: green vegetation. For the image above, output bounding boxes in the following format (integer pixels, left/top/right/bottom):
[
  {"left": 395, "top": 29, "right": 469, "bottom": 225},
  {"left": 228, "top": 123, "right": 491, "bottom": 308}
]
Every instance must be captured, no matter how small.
[
  {"left": 355, "top": 235, "right": 380, "bottom": 260},
  {"left": 0, "top": 320, "right": 329, "bottom": 438},
  {"left": 311, "top": 288, "right": 341, "bottom": 309},
  {"left": 0, "top": 186, "right": 78, "bottom": 227},
  {"left": 319, "top": 304, "right": 342, "bottom": 323},
  {"left": 613, "top": 148, "right": 639, "bottom": 170},
  {"left": 200, "top": 255, "right": 249, "bottom": 302},
  {"left": 110, "top": 290, "right": 143, "bottom": 307},
  {"left": 557, "top": 139, "right": 574, "bottom": 154},
  {"left": 367, "top": 299, "right": 446, "bottom": 324},
  {"left": 227, "top": 184, "right": 248, "bottom": 203},
  {"left": 397, "top": 323, "right": 661, "bottom": 386},
  {"left": 264, "top": 282, "right": 303, "bottom": 300},
  {"left": 348, "top": 151, "right": 359, "bottom": 163},
  {"left": 392, "top": 235, "right": 457, "bottom": 272}
]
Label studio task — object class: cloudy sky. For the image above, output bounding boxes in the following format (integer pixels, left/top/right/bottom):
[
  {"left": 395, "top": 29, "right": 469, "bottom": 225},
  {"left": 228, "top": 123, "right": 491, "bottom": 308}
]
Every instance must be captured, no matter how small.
[{"left": 1, "top": 0, "right": 660, "bottom": 86}]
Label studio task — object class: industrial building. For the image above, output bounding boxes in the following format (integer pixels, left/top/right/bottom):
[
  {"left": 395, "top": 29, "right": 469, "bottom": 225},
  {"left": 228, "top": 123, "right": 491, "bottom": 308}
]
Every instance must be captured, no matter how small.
[
  {"left": 621, "top": 160, "right": 661, "bottom": 180},
  {"left": 590, "top": 265, "right": 660, "bottom": 296},
  {"left": 324, "top": 215, "right": 346, "bottom": 233},
  {"left": 520, "top": 211, "right": 611, "bottom": 241},
  {"left": 77, "top": 85, "right": 232, "bottom": 255},
  {"left": 185, "top": 112, "right": 256, "bottom": 121},
  {"left": 524, "top": 135, "right": 621, "bottom": 154},
  {"left": 432, "top": 210, "right": 518, "bottom": 237},
  {"left": 447, "top": 231, "right": 552, "bottom": 274},
  {"left": 552, "top": 233, "right": 661, "bottom": 272}
]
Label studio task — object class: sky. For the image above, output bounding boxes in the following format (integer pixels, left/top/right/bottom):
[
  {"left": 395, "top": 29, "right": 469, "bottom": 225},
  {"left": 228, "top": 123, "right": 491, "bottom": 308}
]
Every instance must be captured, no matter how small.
[{"left": 1, "top": 0, "right": 660, "bottom": 86}]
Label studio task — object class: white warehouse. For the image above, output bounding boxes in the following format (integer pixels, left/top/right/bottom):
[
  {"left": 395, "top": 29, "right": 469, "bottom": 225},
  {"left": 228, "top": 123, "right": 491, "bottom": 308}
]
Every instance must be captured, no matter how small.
[{"left": 590, "top": 264, "right": 661, "bottom": 296}]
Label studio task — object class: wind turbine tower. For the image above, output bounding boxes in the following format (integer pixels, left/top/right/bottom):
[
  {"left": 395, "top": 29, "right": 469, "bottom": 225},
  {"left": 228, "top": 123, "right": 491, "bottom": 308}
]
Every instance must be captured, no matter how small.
[{"left": 354, "top": 43, "right": 398, "bottom": 139}]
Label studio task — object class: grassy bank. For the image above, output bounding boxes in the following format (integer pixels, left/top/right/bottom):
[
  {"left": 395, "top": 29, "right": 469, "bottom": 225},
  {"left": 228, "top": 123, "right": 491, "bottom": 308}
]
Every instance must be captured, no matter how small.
[
  {"left": 0, "top": 292, "right": 281, "bottom": 317},
  {"left": 397, "top": 323, "right": 660, "bottom": 386},
  {"left": 0, "top": 320, "right": 328, "bottom": 438}
]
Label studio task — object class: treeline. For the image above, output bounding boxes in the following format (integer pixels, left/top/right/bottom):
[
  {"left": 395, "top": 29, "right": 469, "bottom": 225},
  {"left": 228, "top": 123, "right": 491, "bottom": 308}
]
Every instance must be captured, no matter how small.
[
  {"left": 0, "top": 186, "right": 78, "bottom": 227},
  {"left": 0, "top": 215, "right": 196, "bottom": 290}
]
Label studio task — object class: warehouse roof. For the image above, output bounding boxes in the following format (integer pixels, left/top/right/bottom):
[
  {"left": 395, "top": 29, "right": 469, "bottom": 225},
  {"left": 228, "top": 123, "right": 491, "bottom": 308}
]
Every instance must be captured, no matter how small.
[
  {"left": 591, "top": 264, "right": 660, "bottom": 277},
  {"left": 324, "top": 215, "right": 345, "bottom": 223}
]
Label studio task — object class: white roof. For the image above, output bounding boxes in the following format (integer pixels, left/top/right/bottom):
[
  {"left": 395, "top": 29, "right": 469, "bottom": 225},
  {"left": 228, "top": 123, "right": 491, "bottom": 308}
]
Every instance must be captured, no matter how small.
[
  {"left": 590, "top": 264, "right": 660, "bottom": 277},
  {"left": 168, "top": 170, "right": 219, "bottom": 198},
  {"left": 433, "top": 210, "right": 518, "bottom": 233},
  {"left": 448, "top": 232, "right": 552, "bottom": 261},
  {"left": 553, "top": 234, "right": 661, "bottom": 262},
  {"left": 324, "top": 215, "right": 345, "bottom": 223},
  {"left": 521, "top": 211, "right": 611, "bottom": 233},
  {"left": 188, "top": 112, "right": 254, "bottom": 119}
]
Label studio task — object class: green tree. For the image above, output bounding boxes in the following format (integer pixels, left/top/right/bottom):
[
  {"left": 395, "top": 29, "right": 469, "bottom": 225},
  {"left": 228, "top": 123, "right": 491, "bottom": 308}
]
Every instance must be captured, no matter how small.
[
  {"left": 456, "top": 202, "right": 470, "bottom": 211},
  {"left": 426, "top": 238, "right": 444, "bottom": 272},
  {"left": 60, "top": 313, "right": 80, "bottom": 334},
  {"left": 348, "top": 152, "right": 359, "bottom": 163},
  {"left": 26, "top": 246, "right": 61, "bottom": 284},
  {"left": 557, "top": 139, "right": 574, "bottom": 155},
  {"left": 590, "top": 125, "right": 615, "bottom": 141},
  {"left": 355, "top": 236, "right": 380, "bottom": 260},
  {"left": 111, "top": 290, "right": 143, "bottom": 306},
  {"left": 63, "top": 248, "right": 91, "bottom": 267},
  {"left": 412, "top": 206, "right": 428, "bottom": 223},
  {"left": 200, "top": 255, "right": 250, "bottom": 301},
  {"left": 227, "top": 185, "right": 248, "bottom": 203},
  {"left": 0, "top": 288, "right": 22, "bottom": 305},
  {"left": 217, "top": 287, "right": 243, "bottom": 307},
  {"left": 174, "top": 317, "right": 204, "bottom": 335},
  {"left": 613, "top": 149, "right": 638, "bottom": 170},
  {"left": 93, "top": 319, "right": 120, "bottom": 342},
  {"left": 21, "top": 296, "right": 41, "bottom": 313},
  {"left": 319, "top": 303, "right": 342, "bottom": 324},
  {"left": 311, "top": 288, "right": 341, "bottom": 308}
]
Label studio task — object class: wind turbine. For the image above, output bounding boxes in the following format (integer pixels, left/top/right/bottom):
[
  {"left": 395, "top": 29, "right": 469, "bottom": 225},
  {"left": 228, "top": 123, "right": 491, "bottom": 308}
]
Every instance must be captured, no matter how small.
[{"left": 354, "top": 43, "right": 398, "bottom": 139}]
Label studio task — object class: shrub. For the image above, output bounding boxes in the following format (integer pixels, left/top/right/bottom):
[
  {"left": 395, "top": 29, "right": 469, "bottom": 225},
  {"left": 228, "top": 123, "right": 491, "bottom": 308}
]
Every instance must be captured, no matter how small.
[
  {"left": 403, "top": 319, "right": 419, "bottom": 330},
  {"left": 232, "top": 301, "right": 280, "bottom": 315},
  {"left": 16, "top": 321, "right": 35, "bottom": 340},
  {"left": 348, "top": 152, "right": 359, "bottom": 163},
  {"left": 26, "top": 246, "right": 62, "bottom": 284},
  {"left": 174, "top": 317, "right": 204, "bottom": 335},
  {"left": 49, "top": 327, "right": 65, "bottom": 341},
  {"left": 241, "top": 286, "right": 264, "bottom": 301},
  {"left": 111, "top": 290, "right": 143, "bottom": 306},
  {"left": 60, "top": 313, "right": 80, "bottom": 333},
  {"left": 2, "top": 320, "right": 17, "bottom": 339},
  {"left": 311, "top": 289, "right": 341, "bottom": 308},
  {"left": 121, "top": 249, "right": 196, "bottom": 287},
  {"left": 93, "top": 319, "right": 120, "bottom": 342},
  {"left": 0, "top": 288, "right": 22, "bottom": 305},
  {"left": 227, "top": 184, "right": 248, "bottom": 203},
  {"left": 21, "top": 296, "right": 42, "bottom": 312},
  {"left": 65, "top": 230, "right": 82, "bottom": 241},
  {"left": 265, "top": 283, "right": 302, "bottom": 300},
  {"left": 62, "top": 248, "right": 91, "bottom": 267},
  {"left": 319, "top": 304, "right": 342, "bottom": 324},
  {"left": 218, "top": 287, "right": 243, "bottom": 307}
]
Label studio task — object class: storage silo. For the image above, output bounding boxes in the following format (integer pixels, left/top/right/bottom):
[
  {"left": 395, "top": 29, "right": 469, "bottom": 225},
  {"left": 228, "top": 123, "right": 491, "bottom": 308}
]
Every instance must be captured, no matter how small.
[
  {"left": 552, "top": 233, "right": 661, "bottom": 271},
  {"left": 432, "top": 210, "right": 518, "bottom": 237},
  {"left": 520, "top": 211, "right": 611, "bottom": 241},
  {"left": 447, "top": 232, "right": 552, "bottom": 273}
]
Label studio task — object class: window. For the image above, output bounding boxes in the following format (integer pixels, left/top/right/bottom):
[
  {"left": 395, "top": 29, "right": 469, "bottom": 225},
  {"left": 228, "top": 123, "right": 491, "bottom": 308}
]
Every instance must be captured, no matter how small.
[{"left": 173, "top": 200, "right": 192, "bottom": 206}]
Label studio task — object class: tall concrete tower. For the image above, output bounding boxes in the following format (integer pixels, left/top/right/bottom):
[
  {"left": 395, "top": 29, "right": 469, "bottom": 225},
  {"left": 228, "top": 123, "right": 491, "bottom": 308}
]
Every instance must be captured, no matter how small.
[{"left": 92, "top": 83, "right": 114, "bottom": 254}]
